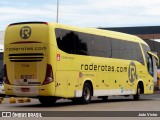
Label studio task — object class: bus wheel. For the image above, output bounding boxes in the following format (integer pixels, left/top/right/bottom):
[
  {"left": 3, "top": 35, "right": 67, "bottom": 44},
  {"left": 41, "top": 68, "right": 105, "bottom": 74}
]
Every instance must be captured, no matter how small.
[
  {"left": 0, "top": 94, "right": 6, "bottom": 97},
  {"left": 38, "top": 96, "right": 57, "bottom": 106},
  {"left": 133, "top": 84, "right": 141, "bottom": 101},
  {"left": 81, "top": 83, "right": 92, "bottom": 104}
]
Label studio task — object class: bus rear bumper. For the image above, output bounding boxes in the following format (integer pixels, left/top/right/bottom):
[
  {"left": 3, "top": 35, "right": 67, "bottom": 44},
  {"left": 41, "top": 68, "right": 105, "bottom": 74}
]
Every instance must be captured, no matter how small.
[
  {"left": 5, "top": 84, "right": 39, "bottom": 97},
  {"left": 13, "top": 86, "right": 39, "bottom": 97},
  {"left": 5, "top": 83, "right": 56, "bottom": 97}
]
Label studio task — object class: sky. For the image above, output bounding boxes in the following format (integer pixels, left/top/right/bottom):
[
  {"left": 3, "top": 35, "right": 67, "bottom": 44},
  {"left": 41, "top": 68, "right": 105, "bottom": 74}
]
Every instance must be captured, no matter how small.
[{"left": 1, "top": 0, "right": 160, "bottom": 30}]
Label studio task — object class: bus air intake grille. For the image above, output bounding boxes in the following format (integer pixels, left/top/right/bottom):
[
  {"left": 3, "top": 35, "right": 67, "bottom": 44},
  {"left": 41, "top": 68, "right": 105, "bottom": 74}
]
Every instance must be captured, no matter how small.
[{"left": 9, "top": 53, "right": 44, "bottom": 62}]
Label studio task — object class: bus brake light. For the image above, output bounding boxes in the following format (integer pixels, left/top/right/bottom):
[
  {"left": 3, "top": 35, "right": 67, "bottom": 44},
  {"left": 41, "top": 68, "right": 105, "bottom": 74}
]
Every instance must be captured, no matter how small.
[
  {"left": 3, "top": 64, "right": 11, "bottom": 85},
  {"left": 42, "top": 64, "right": 54, "bottom": 85}
]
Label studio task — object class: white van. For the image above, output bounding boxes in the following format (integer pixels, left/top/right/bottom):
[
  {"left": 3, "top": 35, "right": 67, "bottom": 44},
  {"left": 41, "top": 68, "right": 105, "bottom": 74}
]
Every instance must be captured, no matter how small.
[{"left": 0, "top": 44, "right": 5, "bottom": 97}]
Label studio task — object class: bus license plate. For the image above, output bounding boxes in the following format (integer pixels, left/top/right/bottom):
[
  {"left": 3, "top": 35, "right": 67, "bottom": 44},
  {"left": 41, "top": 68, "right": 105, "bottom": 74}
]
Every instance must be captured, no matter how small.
[{"left": 21, "top": 88, "right": 30, "bottom": 92}]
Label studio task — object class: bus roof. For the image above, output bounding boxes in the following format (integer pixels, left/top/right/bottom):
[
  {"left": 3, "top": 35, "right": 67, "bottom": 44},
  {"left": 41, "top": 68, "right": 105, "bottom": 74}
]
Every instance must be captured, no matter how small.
[{"left": 6, "top": 22, "right": 148, "bottom": 46}]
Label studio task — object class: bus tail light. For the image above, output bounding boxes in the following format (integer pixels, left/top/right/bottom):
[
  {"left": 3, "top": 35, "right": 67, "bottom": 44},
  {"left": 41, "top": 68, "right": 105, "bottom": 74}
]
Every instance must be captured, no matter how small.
[
  {"left": 42, "top": 64, "right": 54, "bottom": 85},
  {"left": 3, "top": 64, "right": 11, "bottom": 85}
]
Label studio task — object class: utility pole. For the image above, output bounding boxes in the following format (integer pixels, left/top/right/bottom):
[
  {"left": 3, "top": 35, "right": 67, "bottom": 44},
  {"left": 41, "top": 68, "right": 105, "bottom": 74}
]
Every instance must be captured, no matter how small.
[{"left": 56, "top": 0, "right": 59, "bottom": 23}]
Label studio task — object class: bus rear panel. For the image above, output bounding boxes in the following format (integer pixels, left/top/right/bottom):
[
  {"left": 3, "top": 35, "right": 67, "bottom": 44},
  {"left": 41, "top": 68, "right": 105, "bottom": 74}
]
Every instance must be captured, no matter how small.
[{"left": 4, "top": 22, "right": 56, "bottom": 97}]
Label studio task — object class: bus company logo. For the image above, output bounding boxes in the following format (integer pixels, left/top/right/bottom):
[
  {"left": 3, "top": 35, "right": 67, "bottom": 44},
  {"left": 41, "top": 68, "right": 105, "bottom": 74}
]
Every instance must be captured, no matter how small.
[
  {"left": 20, "top": 26, "right": 32, "bottom": 39},
  {"left": 128, "top": 62, "right": 137, "bottom": 83}
]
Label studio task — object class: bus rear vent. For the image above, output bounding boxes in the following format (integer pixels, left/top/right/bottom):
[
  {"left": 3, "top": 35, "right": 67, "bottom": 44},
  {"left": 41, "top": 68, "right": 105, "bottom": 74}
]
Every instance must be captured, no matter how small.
[{"left": 9, "top": 53, "right": 44, "bottom": 62}]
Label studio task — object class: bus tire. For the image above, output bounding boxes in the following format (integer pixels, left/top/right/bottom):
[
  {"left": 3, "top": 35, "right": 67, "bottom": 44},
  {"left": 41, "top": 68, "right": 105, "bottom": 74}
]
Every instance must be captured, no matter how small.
[
  {"left": 38, "top": 96, "right": 57, "bottom": 106},
  {"left": 0, "top": 94, "right": 6, "bottom": 97},
  {"left": 80, "top": 83, "right": 92, "bottom": 104},
  {"left": 133, "top": 84, "right": 141, "bottom": 101}
]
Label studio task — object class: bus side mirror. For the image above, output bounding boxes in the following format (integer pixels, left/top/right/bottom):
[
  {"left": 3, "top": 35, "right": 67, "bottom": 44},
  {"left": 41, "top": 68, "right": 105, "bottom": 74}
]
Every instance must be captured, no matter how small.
[{"left": 147, "top": 51, "right": 159, "bottom": 66}]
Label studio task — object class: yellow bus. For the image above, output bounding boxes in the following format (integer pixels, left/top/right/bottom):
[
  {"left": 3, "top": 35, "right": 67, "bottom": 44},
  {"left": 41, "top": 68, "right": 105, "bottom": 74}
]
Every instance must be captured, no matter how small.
[{"left": 4, "top": 22, "right": 158, "bottom": 105}]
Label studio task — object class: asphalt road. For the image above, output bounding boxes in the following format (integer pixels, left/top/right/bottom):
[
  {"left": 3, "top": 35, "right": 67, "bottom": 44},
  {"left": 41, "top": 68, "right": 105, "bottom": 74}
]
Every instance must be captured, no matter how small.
[{"left": 0, "top": 91, "right": 160, "bottom": 120}]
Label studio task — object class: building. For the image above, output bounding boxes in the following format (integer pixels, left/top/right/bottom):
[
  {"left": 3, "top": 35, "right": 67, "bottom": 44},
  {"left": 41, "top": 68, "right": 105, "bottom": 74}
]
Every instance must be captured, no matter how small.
[{"left": 0, "top": 31, "right": 4, "bottom": 44}]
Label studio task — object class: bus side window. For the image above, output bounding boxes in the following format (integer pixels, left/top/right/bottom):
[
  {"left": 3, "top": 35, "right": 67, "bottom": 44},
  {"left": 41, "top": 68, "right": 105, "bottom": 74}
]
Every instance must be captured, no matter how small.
[{"left": 147, "top": 55, "right": 154, "bottom": 76}]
